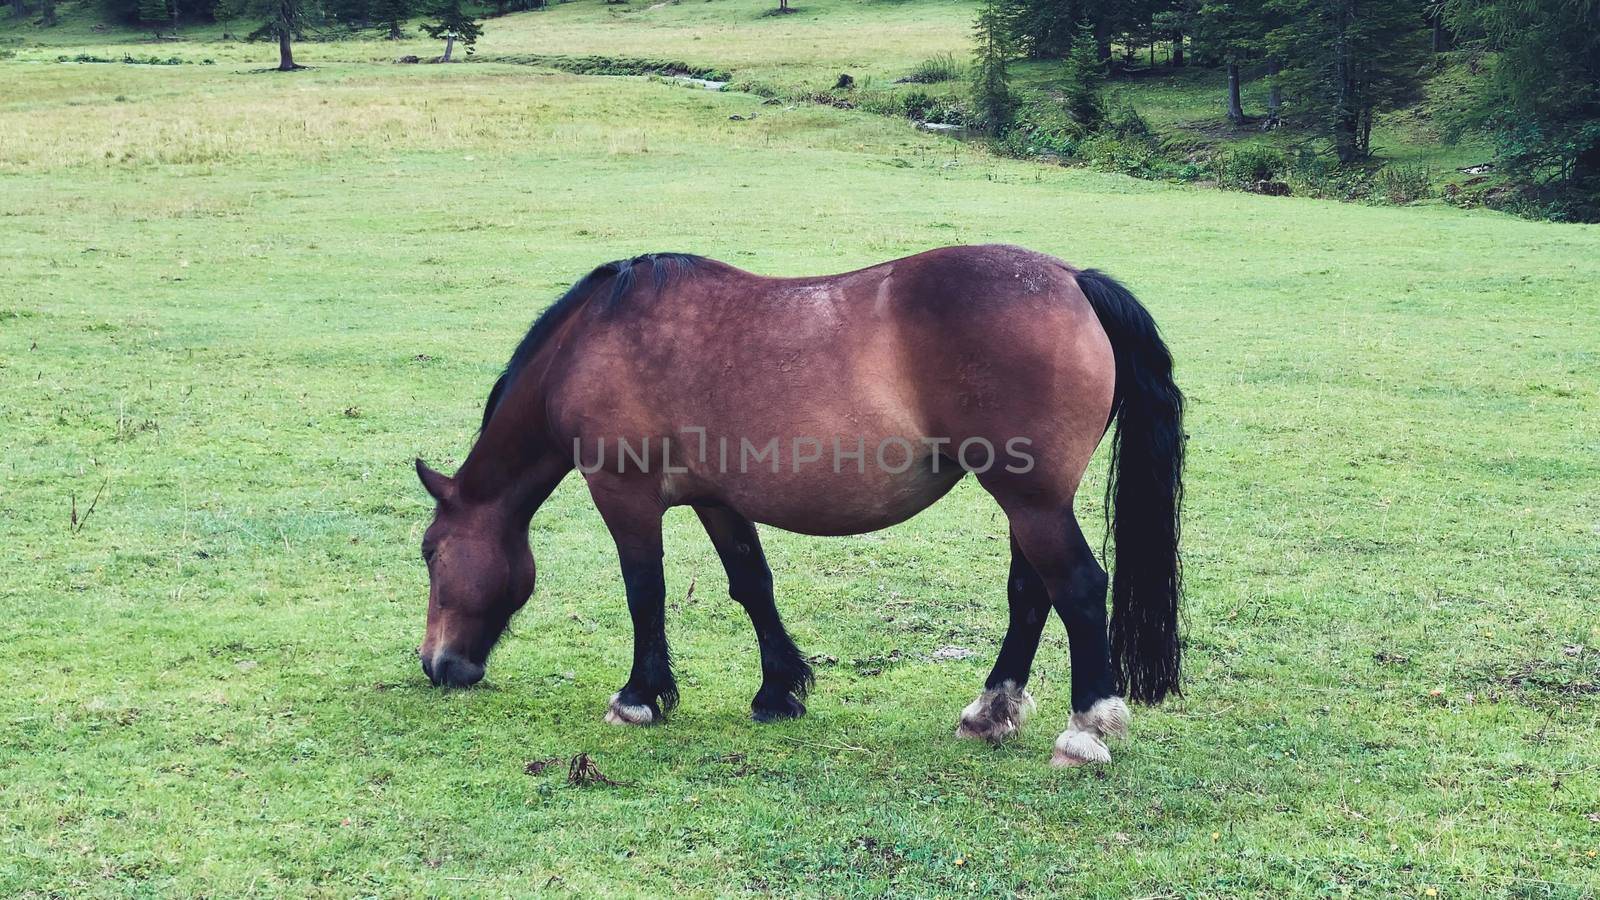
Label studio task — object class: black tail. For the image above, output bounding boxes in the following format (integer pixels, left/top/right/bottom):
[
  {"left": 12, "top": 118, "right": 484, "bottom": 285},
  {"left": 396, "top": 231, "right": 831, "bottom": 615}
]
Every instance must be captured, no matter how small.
[{"left": 1077, "top": 269, "right": 1185, "bottom": 704}]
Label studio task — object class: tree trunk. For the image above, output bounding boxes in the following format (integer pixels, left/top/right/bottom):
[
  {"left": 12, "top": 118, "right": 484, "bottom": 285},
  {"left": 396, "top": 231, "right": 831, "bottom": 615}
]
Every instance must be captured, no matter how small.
[
  {"left": 1170, "top": 30, "right": 1184, "bottom": 67},
  {"left": 1226, "top": 63, "right": 1244, "bottom": 124},
  {"left": 387, "top": 18, "right": 402, "bottom": 39},
  {"left": 277, "top": 27, "right": 296, "bottom": 70},
  {"left": 1332, "top": 14, "right": 1365, "bottom": 162},
  {"left": 1430, "top": 4, "right": 1452, "bottom": 52},
  {"left": 10, "top": 0, "right": 24, "bottom": 19},
  {"left": 442, "top": 34, "right": 454, "bottom": 62},
  {"left": 1266, "top": 58, "right": 1281, "bottom": 124},
  {"left": 1333, "top": 109, "right": 1359, "bottom": 162},
  {"left": 39, "top": 0, "right": 54, "bottom": 23}
]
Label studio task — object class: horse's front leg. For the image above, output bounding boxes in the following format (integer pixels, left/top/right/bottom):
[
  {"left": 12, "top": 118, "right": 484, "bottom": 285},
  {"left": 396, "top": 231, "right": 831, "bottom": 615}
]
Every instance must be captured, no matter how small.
[{"left": 588, "top": 484, "right": 675, "bottom": 725}]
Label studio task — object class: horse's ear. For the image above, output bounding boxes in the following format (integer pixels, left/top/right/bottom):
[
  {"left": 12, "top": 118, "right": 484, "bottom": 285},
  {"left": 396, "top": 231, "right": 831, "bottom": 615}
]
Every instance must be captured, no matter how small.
[{"left": 415, "top": 458, "right": 454, "bottom": 503}]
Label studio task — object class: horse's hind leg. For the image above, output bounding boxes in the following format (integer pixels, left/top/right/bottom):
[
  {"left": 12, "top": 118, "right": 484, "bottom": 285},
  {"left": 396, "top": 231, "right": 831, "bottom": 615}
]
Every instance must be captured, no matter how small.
[
  {"left": 956, "top": 532, "right": 1048, "bottom": 743},
  {"left": 694, "top": 506, "right": 813, "bottom": 721},
  {"left": 1006, "top": 504, "right": 1129, "bottom": 766}
]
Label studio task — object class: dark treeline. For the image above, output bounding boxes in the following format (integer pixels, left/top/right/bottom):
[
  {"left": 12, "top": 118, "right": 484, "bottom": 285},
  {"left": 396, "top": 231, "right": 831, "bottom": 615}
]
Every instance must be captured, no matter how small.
[
  {"left": 92, "top": 0, "right": 517, "bottom": 35},
  {"left": 973, "top": 0, "right": 1599, "bottom": 217}
]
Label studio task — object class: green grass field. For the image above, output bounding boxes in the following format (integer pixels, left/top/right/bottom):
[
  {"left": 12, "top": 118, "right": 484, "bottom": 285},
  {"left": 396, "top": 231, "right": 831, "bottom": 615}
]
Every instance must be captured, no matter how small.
[{"left": 4, "top": 6, "right": 1600, "bottom": 897}]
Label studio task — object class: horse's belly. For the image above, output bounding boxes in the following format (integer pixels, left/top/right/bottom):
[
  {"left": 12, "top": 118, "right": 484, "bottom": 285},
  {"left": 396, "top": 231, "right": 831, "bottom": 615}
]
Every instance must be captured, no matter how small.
[{"left": 696, "top": 466, "right": 966, "bottom": 537}]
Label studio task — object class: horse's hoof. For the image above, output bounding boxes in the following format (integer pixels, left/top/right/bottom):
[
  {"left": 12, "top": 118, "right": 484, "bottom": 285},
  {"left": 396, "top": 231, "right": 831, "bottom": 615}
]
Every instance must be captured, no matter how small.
[
  {"left": 751, "top": 690, "right": 806, "bottom": 722},
  {"left": 955, "top": 681, "right": 1034, "bottom": 745},
  {"left": 1050, "top": 697, "right": 1129, "bottom": 765},
  {"left": 603, "top": 692, "right": 657, "bottom": 726},
  {"left": 1050, "top": 728, "right": 1111, "bottom": 766}
]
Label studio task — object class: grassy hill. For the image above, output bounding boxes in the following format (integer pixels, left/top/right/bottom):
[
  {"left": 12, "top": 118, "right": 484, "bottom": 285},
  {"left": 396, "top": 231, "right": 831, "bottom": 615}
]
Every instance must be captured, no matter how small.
[
  {"left": 5, "top": 0, "right": 1499, "bottom": 199},
  {"left": 0, "top": 0, "right": 974, "bottom": 81},
  {"left": 3, "top": 7, "right": 1599, "bottom": 898}
]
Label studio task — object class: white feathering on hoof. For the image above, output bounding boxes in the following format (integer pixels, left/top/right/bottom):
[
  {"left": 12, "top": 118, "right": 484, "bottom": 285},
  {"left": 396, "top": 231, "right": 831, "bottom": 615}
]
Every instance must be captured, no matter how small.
[
  {"left": 1051, "top": 728, "right": 1111, "bottom": 766},
  {"left": 603, "top": 692, "right": 655, "bottom": 726},
  {"left": 955, "top": 681, "right": 1035, "bottom": 744},
  {"left": 1070, "top": 696, "right": 1130, "bottom": 740}
]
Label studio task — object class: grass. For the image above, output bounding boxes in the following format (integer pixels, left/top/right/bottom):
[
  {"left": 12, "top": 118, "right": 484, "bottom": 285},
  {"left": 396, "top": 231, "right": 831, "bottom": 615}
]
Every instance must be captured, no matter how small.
[
  {"left": 4, "top": 17, "right": 1600, "bottom": 900},
  {"left": 0, "top": 0, "right": 976, "bottom": 86}
]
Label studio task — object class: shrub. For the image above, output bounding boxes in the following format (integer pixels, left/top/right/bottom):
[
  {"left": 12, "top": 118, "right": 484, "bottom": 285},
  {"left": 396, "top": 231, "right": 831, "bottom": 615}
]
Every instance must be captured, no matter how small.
[
  {"left": 1284, "top": 159, "right": 1373, "bottom": 201},
  {"left": 1217, "top": 145, "right": 1286, "bottom": 188},
  {"left": 1105, "top": 102, "right": 1152, "bottom": 141},
  {"left": 998, "top": 123, "right": 1079, "bottom": 159},
  {"left": 883, "top": 89, "right": 968, "bottom": 125},
  {"left": 1079, "top": 133, "right": 1161, "bottom": 177},
  {"left": 903, "top": 52, "right": 961, "bottom": 85},
  {"left": 1373, "top": 164, "right": 1433, "bottom": 204},
  {"left": 1284, "top": 147, "right": 1334, "bottom": 181},
  {"left": 897, "top": 89, "right": 935, "bottom": 120}
]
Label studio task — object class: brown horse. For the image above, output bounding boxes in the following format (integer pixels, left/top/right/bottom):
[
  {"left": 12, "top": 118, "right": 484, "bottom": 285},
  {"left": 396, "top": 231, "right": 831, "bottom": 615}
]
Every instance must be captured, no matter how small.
[{"left": 414, "top": 244, "right": 1184, "bottom": 765}]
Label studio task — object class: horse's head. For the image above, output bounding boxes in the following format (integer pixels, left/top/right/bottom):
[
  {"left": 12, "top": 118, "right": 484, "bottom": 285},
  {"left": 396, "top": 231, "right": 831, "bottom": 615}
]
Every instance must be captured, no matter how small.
[{"left": 414, "top": 458, "right": 535, "bottom": 688}]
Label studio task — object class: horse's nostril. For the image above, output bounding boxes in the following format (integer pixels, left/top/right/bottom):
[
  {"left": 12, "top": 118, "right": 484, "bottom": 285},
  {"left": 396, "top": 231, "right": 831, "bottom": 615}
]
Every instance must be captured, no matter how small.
[{"left": 421, "top": 654, "right": 437, "bottom": 684}]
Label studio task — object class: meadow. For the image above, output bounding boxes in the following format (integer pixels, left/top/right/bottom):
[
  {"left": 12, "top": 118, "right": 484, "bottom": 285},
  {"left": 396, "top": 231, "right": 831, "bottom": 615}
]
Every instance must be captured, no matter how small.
[
  {"left": 1, "top": 0, "right": 1498, "bottom": 195},
  {"left": 3, "top": 4, "right": 1600, "bottom": 896}
]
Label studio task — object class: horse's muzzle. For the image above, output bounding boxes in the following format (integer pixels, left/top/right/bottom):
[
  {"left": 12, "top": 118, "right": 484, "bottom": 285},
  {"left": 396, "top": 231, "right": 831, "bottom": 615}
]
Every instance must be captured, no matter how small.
[{"left": 422, "top": 649, "right": 484, "bottom": 688}]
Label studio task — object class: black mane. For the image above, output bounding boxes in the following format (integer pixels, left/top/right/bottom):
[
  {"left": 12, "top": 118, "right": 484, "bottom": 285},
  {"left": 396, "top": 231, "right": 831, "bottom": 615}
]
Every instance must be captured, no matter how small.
[{"left": 480, "top": 252, "right": 703, "bottom": 430}]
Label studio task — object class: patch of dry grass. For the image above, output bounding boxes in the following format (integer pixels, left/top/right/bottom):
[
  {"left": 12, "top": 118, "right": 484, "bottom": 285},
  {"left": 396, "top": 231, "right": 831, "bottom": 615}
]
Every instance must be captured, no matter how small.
[{"left": 0, "top": 64, "right": 956, "bottom": 172}]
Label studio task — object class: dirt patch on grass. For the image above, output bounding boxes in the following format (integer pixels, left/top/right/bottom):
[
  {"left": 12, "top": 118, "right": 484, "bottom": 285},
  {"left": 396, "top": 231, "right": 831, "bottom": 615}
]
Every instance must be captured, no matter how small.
[{"left": 1472, "top": 649, "right": 1598, "bottom": 702}]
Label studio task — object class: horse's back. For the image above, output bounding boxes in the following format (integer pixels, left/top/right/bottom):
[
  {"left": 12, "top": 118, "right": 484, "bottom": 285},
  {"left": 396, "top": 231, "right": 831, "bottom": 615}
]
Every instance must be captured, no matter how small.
[{"left": 545, "top": 245, "right": 1116, "bottom": 531}]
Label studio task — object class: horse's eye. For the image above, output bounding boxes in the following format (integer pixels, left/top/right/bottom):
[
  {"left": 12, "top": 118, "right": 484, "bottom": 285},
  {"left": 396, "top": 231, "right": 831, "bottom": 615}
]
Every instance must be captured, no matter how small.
[{"left": 422, "top": 544, "right": 436, "bottom": 564}]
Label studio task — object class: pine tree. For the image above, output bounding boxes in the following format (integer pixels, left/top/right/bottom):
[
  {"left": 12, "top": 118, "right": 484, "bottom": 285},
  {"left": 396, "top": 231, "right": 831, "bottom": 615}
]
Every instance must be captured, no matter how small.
[
  {"left": 373, "top": 0, "right": 407, "bottom": 38},
  {"left": 1189, "top": 0, "right": 1271, "bottom": 124},
  {"left": 1008, "top": 0, "right": 1075, "bottom": 59},
  {"left": 1060, "top": 19, "right": 1103, "bottom": 128},
  {"left": 970, "top": 0, "right": 1016, "bottom": 134},
  {"left": 1151, "top": 1, "right": 1189, "bottom": 66},
  {"left": 138, "top": 0, "right": 169, "bottom": 36},
  {"left": 323, "top": 0, "right": 371, "bottom": 26},
  {"left": 420, "top": 0, "right": 482, "bottom": 62},
  {"left": 1266, "top": 0, "right": 1425, "bottom": 161},
  {"left": 1445, "top": 0, "right": 1600, "bottom": 209},
  {"left": 236, "top": 0, "right": 321, "bottom": 70}
]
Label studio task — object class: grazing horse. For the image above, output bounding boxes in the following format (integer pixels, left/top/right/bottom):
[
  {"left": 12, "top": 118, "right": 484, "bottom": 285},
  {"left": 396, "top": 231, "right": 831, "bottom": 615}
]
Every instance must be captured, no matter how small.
[{"left": 414, "top": 245, "right": 1184, "bottom": 766}]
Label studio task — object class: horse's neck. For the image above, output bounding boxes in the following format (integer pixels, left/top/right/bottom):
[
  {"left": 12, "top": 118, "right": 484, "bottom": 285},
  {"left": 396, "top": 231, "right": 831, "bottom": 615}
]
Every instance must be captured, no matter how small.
[{"left": 455, "top": 417, "right": 571, "bottom": 522}]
